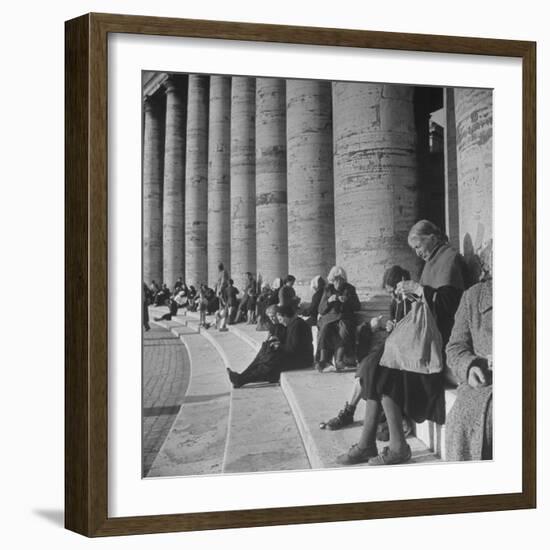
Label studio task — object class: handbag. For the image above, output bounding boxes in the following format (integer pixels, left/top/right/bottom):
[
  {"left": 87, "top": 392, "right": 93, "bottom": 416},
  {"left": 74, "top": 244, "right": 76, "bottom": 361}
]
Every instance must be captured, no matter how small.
[{"left": 379, "top": 297, "right": 444, "bottom": 374}]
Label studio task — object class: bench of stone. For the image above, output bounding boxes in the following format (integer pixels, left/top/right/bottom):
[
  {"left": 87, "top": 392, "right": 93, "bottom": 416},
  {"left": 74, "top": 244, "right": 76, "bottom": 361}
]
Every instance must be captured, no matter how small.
[{"left": 413, "top": 387, "right": 457, "bottom": 460}]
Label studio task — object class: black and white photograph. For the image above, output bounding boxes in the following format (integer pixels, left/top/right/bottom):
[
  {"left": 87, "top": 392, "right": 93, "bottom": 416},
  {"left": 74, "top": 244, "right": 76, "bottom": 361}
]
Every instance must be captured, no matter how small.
[{"left": 141, "top": 71, "right": 493, "bottom": 478}]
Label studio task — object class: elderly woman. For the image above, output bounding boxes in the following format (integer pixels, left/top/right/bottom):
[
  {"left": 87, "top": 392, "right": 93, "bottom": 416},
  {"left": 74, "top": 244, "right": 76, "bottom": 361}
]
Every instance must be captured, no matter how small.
[
  {"left": 445, "top": 243, "right": 493, "bottom": 461},
  {"left": 255, "top": 282, "right": 272, "bottom": 331},
  {"left": 323, "top": 266, "right": 409, "bottom": 431},
  {"left": 316, "top": 266, "right": 361, "bottom": 372},
  {"left": 338, "top": 220, "right": 466, "bottom": 466},
  {"left": 268, "top": 278, "right": 283, "bottom": 307}
]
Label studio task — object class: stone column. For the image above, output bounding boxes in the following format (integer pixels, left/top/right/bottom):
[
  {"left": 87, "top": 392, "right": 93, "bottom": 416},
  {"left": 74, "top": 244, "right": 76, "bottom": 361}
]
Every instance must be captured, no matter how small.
[
  {"left": 230, "top": 77, "right": 256, "bottom": 281},
  {"left": 256, "top": 78, "right": 288, "bottom": 285},
  {"left": 162, "top": 75, "right": 187, "bottom": 289},
  {"left": 286, "top": 79, "right": 335, "bottom": 299},
  {"left": 332, "top": 83, "right": 419, "bottom": 297},
  {"left": 208, "top": 76, "right": 231, "bottom": 286},
  {"left": 454, "top": 88, "right": 493, "bottom": 279},
  {"left": 444, "top": 88, "right": 460, "bottom": 250},
  {"left": 143, "top": 94, "right": 165, "bottom": 285},
  {"left": 185, "top": 75, "right": 209, "bottom": 287}
]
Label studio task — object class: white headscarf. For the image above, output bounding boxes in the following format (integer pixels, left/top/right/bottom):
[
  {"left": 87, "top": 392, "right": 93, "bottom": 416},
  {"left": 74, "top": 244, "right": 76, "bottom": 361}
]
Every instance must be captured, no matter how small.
[{"left": 310, "top": 275, "right": 322, "bottom": 291}]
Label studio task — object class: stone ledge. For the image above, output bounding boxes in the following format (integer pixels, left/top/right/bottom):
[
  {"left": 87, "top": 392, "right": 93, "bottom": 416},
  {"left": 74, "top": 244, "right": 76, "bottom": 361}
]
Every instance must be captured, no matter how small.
[{"left": 414, "top": 388, "right": 457, "bottom": 460}]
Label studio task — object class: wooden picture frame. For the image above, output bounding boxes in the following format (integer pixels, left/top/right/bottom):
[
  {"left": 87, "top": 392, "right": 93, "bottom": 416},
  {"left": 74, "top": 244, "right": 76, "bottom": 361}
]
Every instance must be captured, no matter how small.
[{"left": 65, "top": 12, "right": 536, "bottom": 537}]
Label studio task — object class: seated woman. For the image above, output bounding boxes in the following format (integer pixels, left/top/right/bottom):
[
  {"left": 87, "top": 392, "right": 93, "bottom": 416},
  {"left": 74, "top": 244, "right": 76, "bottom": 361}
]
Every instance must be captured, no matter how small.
[
  {"left": 338, "top": 220, "right": 465, "bottom": 466},
  {"left": 205, "top": 286, "right": 219, "bottom": 315},
  {"left": 153, "top": 295, "right": 179, "bottom": 322},
  {"left": 187, "top": 286, "right": 198, "bottom": 311},
  {"left": 278, "top": 274, "right": 300, "bottom": 312},
  {"left": 316, "top": 266, "right": 361, "bottom": 371},
  {"left": 300, "top": 275, "right": 326, "bottom": 328},
  {"left": 277, "top": 305, "right": 314, "bottom": 371},
  {"left": 268, "top": 278, "right": 283, "bottom": 307},
  {"left": 235, "top": 272, "right": 256, "bottom": 323},
  {"left": 227, "top": 305, "right": 286, "bottom": 388},
  {"left": 445, "top": 242, "right": 493, "bottom": 461},
  {"left": 321, "top": 266, "right": 408, "bottom": 430},
  {"left": 255, "top": 283, "right": 272, "bottom": 331}
]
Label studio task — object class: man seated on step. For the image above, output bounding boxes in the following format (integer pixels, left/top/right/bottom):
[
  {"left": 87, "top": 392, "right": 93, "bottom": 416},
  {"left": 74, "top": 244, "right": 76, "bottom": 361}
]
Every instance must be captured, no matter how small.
[{"left": 153, "top": 295, "right": 179, "bottom": 322}]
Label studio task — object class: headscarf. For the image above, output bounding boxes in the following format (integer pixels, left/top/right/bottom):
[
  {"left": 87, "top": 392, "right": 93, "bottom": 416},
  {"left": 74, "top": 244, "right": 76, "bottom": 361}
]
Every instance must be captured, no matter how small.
[
  {"left": 420, "top": 244, "right": 465, "bottom": 290},
  {"left": 310, "top": 275, "right": 325, "bottom": 291}
]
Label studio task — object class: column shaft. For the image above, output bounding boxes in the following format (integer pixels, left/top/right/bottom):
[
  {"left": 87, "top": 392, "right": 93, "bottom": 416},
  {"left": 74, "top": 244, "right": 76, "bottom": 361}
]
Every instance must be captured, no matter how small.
[
  {"left": 207, "top": 76, "right": 231, "bottom": 286},
  {"left": 162, "top": 76, "right": 187, "bottom": 288},
  {"left": 185, "top": 75, "right": 209, "bottom": 287},
  {"left": 454, "top": 88, "right": 493, "bottom": 278},
  {"left": 332, "top": 83, "right": 419, "bottom": 297},
  {"left": 286, "top": 80, "right": 335, "bottom": 298},
  {"left": 256, "top": 78, "right": 288, "bottom": 284},
  {"left": 230, "top": 77, "right": 256, "bottom": 281},
  {"left": 143, "top": 95, "right": 165, "bottom": 285}
]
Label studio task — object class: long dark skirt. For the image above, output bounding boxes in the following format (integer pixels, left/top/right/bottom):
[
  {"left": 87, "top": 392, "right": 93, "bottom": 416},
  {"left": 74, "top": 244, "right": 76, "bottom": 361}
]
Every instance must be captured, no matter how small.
[
  {"left": 236, "top": 342, "right": 283, "bottom": 385},
  {"left": 358, "top": 344, "right": 446, "bottom": 425},
  {"left": 317, "top": 318, "right": 355, "bottom": 359}
]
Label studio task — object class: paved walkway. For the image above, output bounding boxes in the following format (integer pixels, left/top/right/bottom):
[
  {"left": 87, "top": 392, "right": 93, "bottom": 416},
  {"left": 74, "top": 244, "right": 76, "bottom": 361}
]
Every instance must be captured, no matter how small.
[{"left": 142, "top": 325, "right": 190, "bottom": 476}]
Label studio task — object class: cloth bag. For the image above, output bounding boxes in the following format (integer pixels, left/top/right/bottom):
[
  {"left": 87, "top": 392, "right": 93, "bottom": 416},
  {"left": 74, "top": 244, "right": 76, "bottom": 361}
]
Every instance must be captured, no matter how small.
[{"left": 380, "top": 298, "right": 444, "bottom": 374}]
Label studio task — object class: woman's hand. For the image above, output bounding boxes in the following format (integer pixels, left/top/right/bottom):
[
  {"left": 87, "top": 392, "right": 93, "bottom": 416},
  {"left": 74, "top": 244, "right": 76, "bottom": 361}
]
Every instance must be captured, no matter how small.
[
  {"left": 385, "top": 320, "right": 395, "bottom": 333},
  {"left": 467, "top": 365, "right": 488, "bottom": 388},
  {"left": 328, "top": 294, "right": 338, "bottom": 303},
  {"left": 370, "top": 314, "right": 383, "bottom": 331},
  {"left": 396, "top": 280, "right": 423, "bottom": 297}
]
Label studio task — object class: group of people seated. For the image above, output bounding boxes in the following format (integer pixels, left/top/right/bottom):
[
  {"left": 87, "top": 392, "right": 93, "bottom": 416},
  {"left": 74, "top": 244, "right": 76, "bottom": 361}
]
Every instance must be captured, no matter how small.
[
  {"left": 226, "top": 220, "right": 494, "bottom": 467},
  {"left": 144, "top": 219, "right": 493, "bottom": 467}
]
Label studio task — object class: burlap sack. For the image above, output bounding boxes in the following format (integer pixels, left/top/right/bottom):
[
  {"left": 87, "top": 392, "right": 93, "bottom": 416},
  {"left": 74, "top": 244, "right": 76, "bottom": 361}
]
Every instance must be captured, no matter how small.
[{"left": 380, "top": 299, "right": 444, "bottom": 374}]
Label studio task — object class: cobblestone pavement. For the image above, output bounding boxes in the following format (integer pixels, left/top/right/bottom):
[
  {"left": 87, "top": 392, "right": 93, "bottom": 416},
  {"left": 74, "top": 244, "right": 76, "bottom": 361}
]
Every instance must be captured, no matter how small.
[{"left": 142, "top": 325, "right": 190, "bottom": 476}]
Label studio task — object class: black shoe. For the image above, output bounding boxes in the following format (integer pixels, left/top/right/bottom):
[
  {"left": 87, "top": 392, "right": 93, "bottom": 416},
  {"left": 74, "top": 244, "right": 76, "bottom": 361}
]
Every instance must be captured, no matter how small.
[
  {"left": 326, "top": 402, "right": 356, "bottom": 430},
  {"left": 227, "top": 368, "right": 243, "bottom": 389}
]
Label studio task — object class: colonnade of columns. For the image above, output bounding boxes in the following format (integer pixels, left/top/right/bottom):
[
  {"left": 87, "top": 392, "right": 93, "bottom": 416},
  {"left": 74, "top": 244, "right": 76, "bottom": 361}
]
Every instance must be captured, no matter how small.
[{"left": 143, "top": 73, "right": 493, "bottom": 298}]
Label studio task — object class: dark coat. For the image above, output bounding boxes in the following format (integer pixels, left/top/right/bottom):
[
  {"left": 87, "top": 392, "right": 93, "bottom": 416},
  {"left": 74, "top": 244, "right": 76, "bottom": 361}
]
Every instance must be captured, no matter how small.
[
  {"left": 281, "top": 316, "right": 314, "bottom": 371},
  {"left": 279, "top": 285, "right": 297, "bottom": 308},
  {"left": 301, "top": 286, "right": 325, "bottom": 326},
  {"left": 318, "top": 282, "right": 360, "bottom": 327}
]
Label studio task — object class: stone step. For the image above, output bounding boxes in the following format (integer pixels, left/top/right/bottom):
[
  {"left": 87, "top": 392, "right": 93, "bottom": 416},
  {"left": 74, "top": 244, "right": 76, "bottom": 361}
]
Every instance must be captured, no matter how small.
[
  {"left": 197, "top": 327, "right": 310, "bottom": 473},
  {"left": 280, "top": 369, "right": 440, "bottom": 469},
  {"left": 147, "top": 320, "right": 232, "bottom": 477},
  {"left": 227, "top": 323, "right": 265, "bottom": 351}
]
